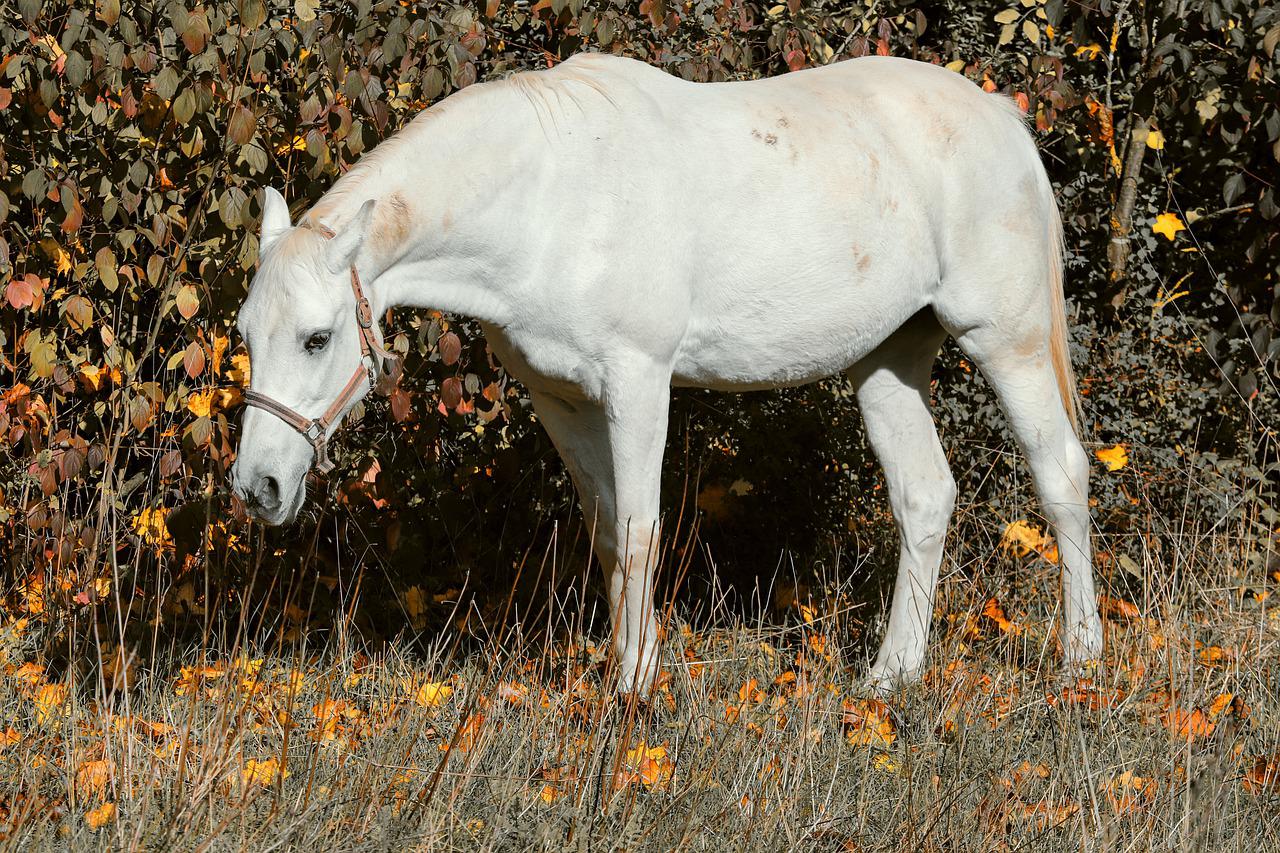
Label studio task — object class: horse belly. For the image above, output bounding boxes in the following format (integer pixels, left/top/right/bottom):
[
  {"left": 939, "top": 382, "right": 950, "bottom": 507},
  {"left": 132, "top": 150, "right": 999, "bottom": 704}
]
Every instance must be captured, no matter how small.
[{"left": 671, "top": 271, "right": 927, "bottom": 391}]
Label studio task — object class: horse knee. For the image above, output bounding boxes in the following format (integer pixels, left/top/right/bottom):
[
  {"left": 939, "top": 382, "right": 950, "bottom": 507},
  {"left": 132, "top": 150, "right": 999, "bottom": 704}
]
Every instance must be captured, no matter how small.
[
  {"left": 894, "top": 471, "right": 956, "bottom": 536},
  {"left": 1063, "top": 436, "right": 1090, "bottom": 503}
]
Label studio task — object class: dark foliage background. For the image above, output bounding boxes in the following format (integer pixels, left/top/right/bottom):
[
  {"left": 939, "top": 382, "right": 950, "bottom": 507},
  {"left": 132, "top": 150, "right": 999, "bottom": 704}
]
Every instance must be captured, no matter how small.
[{"left": 0, "top": 0, "right": 1276, "bottom": 663}]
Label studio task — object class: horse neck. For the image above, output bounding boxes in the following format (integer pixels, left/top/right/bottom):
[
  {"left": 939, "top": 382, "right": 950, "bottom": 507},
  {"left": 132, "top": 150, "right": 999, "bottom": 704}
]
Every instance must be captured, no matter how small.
[{"left": 308, "top": 82, "right": 538, "bottom": 327}]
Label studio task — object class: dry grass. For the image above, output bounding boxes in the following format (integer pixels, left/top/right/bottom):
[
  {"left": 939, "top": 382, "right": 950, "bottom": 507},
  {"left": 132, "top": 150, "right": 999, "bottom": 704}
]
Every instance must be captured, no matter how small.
[{"left": 1, "top": 498, "right": 1278, "bottom": 852}]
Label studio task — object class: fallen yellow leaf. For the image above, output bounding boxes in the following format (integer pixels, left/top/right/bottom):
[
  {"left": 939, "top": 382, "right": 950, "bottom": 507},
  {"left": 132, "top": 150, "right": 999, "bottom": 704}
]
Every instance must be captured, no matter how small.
[
  {"left": 33, "top": 682, "right": 69, "bottom": 725},
  {"left": 85, "top": 801, "right": 116, "bottom": 830},
  {"left": 131, "top": 507, "right": 172, "bottom": 549},
  {"left": 1103, "top": 771, "right": 1157, "bottom": 814},
  {"left": 1095, "top": 444, "right": 1129, "bottom": 471},
  {"left": 1152, "top": 212, "right": 1185, "bottom": 241},
  {"left": 1001, "top": 520, "right": 1058, "bottom": 563},
  {"left": 242, "top": 757, "right": 288, "bottom": 788},
  {"left": 414, "top": 681, "right": 454, "bottom": 707},
  {"left": 618, "top": 741, "right": 674, "bottom": 789},
  {"left": 75, "top": 759, "right": 113, "bottom": 796},
  {"left": 842, "top": 698, "right": 896, "bottom": 747}
]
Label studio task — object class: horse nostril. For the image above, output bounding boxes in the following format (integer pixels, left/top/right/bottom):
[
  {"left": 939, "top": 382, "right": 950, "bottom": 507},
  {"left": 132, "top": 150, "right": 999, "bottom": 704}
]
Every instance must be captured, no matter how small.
[{"left": 257, "top": 475, "right": 281, "bottom": 509}]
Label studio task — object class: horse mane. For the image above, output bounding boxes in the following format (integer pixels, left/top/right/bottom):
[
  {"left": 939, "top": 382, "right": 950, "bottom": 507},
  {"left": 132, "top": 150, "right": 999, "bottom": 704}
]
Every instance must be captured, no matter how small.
[{"left": 312, "top": 59, "right": 620, "bottom": 225}]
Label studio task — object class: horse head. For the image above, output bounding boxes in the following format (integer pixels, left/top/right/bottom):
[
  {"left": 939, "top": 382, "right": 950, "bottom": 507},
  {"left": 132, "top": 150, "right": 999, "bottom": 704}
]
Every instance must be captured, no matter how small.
[{"left": 230, "top": 188, "right": 393, "bottom": 524}]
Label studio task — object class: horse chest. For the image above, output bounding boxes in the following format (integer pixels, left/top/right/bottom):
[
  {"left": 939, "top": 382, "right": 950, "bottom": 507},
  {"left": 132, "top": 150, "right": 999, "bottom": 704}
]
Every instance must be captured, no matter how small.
[{"left": 479, "top": 321, "right": 609, "bottom": 402}]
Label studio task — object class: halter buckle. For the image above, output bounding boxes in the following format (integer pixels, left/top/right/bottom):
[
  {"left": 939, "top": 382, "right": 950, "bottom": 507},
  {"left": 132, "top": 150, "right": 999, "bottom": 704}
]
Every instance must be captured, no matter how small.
[
  {"left": 303, "top": 420, "right": 326, "bottom": 444},
  {"left": 355, "top": 296, "right": 373, "bottom": 329}
]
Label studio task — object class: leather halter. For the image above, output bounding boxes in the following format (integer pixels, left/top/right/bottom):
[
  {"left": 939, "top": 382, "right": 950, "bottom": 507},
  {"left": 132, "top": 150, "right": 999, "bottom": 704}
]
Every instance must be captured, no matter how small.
[{"left": 241, "top": 221, "right": 403, "bottom": 475}]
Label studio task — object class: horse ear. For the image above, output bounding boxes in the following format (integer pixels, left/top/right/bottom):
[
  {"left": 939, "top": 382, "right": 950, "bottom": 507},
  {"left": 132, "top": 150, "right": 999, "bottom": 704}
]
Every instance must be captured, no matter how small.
[
  {"left": 325, "top": 198, "right": 376, "bottom": 272},
  {"left": 260, "top": 187, "right": 292, "bottom": 253}
]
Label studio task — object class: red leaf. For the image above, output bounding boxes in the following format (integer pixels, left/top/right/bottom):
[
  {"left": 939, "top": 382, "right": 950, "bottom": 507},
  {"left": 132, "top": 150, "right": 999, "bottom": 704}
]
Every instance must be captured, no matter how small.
[
  {"left": 175, "top": 285, "right": 199, "bottom": 320},
  {"left": 438, "top": 331, "right": 462, "bottom": 366},
  {"left": 160, "top": 449, "right": 183, "bottom": 478},
  {"left": 389, "top": 387, "right": 412, "bottom": 422},
  {"left": 182, "top": 342, "right": 206, "bottom": 379},
  {"left": 441, "top": 377, "right": 463, "bottom": 409},
  {"left": 6, "top": 277, "right": 33, "bottom": 309}
]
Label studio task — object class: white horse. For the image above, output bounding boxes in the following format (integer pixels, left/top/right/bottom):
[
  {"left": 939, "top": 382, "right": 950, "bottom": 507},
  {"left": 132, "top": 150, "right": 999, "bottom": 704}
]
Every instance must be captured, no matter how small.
[{"left": 231, "top": 53, "right": 1103, "bottom": 693}]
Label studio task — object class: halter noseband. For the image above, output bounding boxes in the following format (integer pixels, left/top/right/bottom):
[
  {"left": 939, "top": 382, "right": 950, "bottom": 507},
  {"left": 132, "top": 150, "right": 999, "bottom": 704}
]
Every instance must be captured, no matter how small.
[{"left": 241, "top": 221, "right": 403, "bottom": 475}]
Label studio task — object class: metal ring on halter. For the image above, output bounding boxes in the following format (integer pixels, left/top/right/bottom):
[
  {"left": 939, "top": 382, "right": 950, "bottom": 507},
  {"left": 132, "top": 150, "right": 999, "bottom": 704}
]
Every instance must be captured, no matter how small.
[{"left": 239, "top": 220, "right": 404, "bottom": 475}]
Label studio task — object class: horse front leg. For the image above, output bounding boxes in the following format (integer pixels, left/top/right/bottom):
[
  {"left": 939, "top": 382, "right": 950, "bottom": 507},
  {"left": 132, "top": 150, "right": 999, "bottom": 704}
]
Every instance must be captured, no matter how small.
[
  {"left": 848, "top": 312, "right": 954, "bottom": 692},
  {"left": 530, "top": 365, "right": 670, "bottom": 694}
]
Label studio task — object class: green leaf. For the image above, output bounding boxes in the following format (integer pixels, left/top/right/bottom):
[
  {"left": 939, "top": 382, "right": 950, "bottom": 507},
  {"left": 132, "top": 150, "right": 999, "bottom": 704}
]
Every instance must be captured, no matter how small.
[
  {"left": 153, "top": 66, "right": 180, "bottom": 101},
  {"left": 174, "top": 89, "right": 196, "bottom": 125},
  {"left": 295, "top": 0, "right": 319, "bottom": 22},
  {"left": 22, "top": 170, "right": 47, "bottom": 200},
  {"left": 218, "top": 186, "right": 248, "bottom": 229},
  {"left": 95, "top": 246, "right": 119, "bottom": 291}
]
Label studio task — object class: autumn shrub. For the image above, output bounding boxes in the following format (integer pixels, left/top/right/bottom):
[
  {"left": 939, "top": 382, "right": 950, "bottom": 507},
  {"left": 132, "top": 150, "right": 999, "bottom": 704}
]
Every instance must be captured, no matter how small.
[{"left": 0, "top": 0, "right": 1276, "bottom": 663}]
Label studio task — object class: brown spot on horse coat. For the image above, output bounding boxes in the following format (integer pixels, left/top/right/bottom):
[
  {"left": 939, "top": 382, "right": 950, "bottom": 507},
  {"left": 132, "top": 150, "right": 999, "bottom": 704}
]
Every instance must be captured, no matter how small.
[
  {"left": 851, "top": 245, "right": 872, "bottom": 274},
  {"left": 751, "top": 129, "right": 779, "bottom": 146},
  {"left": 373, "top": 192, "right": 412, "bottom": 252}
]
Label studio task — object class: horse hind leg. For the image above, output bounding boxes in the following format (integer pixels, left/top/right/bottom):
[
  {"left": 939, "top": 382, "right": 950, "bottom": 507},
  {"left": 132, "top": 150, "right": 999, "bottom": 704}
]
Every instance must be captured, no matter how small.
[
  {"left": 849, "top": 310, "right": 956, "bottom": 692},
  {"left": 936, "top": 275, "right": 1104, "bottom": 670}
]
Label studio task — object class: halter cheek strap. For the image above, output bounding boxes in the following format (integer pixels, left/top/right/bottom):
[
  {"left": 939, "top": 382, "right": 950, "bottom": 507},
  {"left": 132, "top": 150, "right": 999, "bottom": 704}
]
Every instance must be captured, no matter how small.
[{"left": 241, "top": 224, "right": 403, "bottom": 475}]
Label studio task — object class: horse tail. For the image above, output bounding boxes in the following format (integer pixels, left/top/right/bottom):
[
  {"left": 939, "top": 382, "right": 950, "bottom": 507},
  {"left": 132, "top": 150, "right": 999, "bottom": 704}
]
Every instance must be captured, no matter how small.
[{"left": 1045, "top": 189, "right": 1080, "bottom": 437}]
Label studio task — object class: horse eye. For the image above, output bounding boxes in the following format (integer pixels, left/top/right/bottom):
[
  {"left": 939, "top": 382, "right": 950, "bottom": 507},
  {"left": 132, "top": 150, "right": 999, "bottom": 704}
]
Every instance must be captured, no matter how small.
[{"left": 305, "top": 331, "right": 331, "bottom": 353}]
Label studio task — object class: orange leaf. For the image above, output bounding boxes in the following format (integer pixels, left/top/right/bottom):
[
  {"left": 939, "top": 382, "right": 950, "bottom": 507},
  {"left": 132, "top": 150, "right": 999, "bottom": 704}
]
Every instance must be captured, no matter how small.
[
  {"left": 617, "top": 741, "right": 674, "bottom": 790},
  {"left": 1098, "top": 594, "right": 1140, "bottom": 620},
  {"left": 440, "top": 713, "right": 484, "bottom": 753},
  {"left": 982, "top": 598, "right": 1022, "bottom": 635},
  {"left": 175, "top": 284, "right": 199, "bottom": 319},
  {"left": 842, "top": 698, "right": 896, "bottom": 747},
  {"left": 75, "top": 759, "right": 113, "bottom": 796},
  {"left": 1243, "top": 755, "right": 1280, "bottom": 795},
  {"left": 1152, "top": 213, "right": 1186, "bottom": 241},
  {"left": 1094, "top": 444, "right": 1129, "bottom": 471},
  {"left": 1197, "top": 645, "right": 1231, "bottom": 667},
  {"left": 1048, "top": 680, "right": 1125, "bottom": 710},
  {"left": 33, "top": 682, "right": 69, "bottom": 724},
  {"left": 1103, "top": 771, "right": 1157, "bottom": 814},
  {"left": 85, "top": 801, "right": 116, "bottom": 830},
  {"left": 1000, "top": 521, "right": 1058, "bottom": 564},
  {"left": 1162, "top": 707, "right": 1214, "bottom": 741},
  {"left": 1009, "top": 798, "right": 1080, "bottom": 829},
  {"left": 242, "top": 757, "right": 288, "bottom": 788}
]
